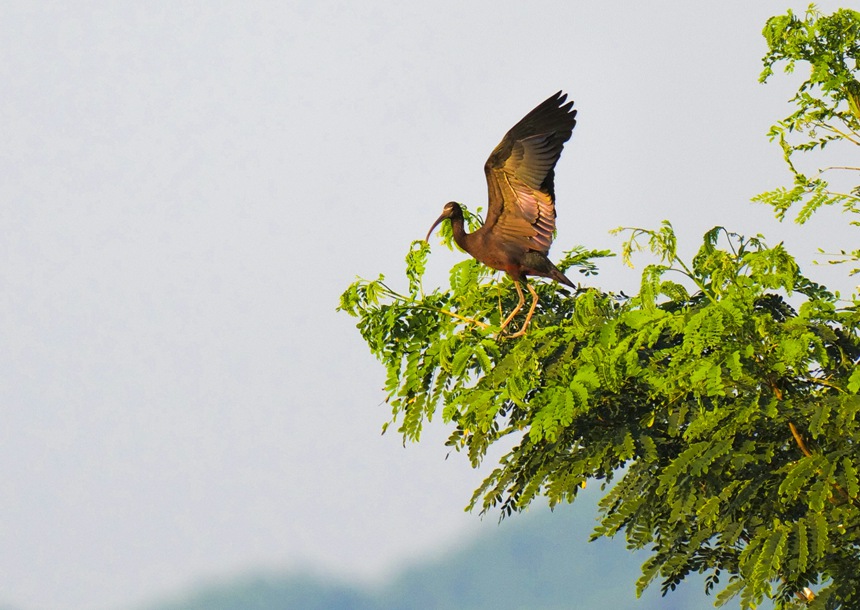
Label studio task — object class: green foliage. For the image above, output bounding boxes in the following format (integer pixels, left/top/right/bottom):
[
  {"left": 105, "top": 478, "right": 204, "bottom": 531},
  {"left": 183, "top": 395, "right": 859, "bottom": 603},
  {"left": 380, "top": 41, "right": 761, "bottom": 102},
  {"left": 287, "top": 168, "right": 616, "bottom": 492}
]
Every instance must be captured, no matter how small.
[
  {"left": 754, "top": 6, "right": 860, "bottom": 239},
  {"left": 340, "top": 7, "right": 860, "bottom": 608},
  {"left": 339, "top": 211, "right": 613, "bottom": 444},
  {"left": 341, "top": 219, "right": 860, "bottom": 608}
]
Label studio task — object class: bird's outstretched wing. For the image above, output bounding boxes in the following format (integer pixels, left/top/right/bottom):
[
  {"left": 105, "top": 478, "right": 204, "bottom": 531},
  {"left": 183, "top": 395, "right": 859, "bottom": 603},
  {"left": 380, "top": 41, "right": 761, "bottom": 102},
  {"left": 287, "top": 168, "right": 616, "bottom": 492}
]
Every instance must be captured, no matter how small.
[{"left": 483, "top": 91, "right": 577, "bottom": 255}]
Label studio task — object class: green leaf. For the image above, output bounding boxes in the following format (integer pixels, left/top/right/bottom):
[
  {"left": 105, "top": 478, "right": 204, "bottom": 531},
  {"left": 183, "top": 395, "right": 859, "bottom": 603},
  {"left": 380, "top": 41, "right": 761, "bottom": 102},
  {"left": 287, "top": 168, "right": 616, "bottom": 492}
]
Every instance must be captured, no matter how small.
[
  {"left": 848, "top": 366, "right": 860, "bottom": 393},
  {"left": 842, "top": 456, "right": 860, "bottom": 498}
]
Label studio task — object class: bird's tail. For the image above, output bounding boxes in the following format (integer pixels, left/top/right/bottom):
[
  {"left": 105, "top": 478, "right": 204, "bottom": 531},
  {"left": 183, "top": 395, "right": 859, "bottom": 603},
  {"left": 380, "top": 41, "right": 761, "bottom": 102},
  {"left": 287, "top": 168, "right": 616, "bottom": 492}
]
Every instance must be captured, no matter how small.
[{"left": 550, "top": 265, "right": 575, "bottom": 289}]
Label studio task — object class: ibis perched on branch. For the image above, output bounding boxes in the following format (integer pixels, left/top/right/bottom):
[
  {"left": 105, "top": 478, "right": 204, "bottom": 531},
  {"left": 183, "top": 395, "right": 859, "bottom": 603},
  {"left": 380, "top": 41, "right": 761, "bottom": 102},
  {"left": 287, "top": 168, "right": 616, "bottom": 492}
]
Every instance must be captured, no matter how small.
[{"left": 425, "top": 91, "right": 578, "bottom": 337}]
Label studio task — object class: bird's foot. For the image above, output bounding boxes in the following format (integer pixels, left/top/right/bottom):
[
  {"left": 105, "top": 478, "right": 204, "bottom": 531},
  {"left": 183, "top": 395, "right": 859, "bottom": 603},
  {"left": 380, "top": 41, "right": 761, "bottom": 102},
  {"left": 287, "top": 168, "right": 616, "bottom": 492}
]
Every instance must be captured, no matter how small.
[{"left": 498, "top": 324, "right": 529, "bottom": 339}]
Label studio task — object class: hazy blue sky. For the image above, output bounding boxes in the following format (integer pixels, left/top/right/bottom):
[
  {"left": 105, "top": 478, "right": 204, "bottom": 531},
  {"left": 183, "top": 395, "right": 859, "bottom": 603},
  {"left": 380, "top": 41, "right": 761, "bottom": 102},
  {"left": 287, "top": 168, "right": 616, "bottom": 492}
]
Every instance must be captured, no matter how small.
[{"left": 1, "top": 2, "right": 855, "bottom": 609}]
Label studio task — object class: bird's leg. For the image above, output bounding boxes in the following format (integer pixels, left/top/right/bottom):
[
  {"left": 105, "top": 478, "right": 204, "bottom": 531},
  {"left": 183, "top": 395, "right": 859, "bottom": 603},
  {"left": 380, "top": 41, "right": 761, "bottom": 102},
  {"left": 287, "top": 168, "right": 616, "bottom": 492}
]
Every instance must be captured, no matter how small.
[
  {"left": 508, "top": 283, "right": 539, "bottom": 338},
  {"left": 498, "top": 281, "right": 526, "bottom": 334}
]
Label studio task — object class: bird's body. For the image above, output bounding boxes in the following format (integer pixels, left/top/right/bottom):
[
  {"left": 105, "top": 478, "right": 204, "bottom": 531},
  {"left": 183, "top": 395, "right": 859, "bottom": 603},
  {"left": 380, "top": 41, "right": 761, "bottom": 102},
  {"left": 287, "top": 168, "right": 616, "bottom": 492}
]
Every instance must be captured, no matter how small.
[
  {"left": 425, "top": 91, "right": 578, "bottom": 336},
  {"left": 441, "top": 202, "right": 574, "bottom": 286}
]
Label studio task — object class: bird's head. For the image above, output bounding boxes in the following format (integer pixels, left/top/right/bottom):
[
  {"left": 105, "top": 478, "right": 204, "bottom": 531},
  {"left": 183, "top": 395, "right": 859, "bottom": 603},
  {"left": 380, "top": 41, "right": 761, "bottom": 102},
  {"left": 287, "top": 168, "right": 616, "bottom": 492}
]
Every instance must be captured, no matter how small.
[{"left": 424, "top": 202, "right": 463, "bottom": 242}]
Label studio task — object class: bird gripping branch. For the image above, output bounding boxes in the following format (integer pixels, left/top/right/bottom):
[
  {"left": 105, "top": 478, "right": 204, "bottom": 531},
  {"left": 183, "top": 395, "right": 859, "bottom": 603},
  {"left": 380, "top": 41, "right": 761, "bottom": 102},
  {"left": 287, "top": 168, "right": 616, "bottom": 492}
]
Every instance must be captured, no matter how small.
[{"left": 425, "top": 91, "right": 578, "bottom": 337}]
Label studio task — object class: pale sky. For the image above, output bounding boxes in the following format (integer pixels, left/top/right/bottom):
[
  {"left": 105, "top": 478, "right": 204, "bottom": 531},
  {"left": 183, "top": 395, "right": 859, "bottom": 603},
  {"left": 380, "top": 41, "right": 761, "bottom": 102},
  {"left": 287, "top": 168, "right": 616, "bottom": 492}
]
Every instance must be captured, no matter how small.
[{"left": 1, "top": 2, "right": 856, "bottom": 609}]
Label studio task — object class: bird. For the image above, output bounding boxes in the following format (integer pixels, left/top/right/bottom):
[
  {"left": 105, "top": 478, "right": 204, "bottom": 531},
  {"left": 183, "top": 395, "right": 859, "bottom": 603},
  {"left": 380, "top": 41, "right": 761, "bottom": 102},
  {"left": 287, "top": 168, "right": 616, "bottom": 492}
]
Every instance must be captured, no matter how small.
[{"left": 424, "top": 91, "right": 578, "bottom": 337}]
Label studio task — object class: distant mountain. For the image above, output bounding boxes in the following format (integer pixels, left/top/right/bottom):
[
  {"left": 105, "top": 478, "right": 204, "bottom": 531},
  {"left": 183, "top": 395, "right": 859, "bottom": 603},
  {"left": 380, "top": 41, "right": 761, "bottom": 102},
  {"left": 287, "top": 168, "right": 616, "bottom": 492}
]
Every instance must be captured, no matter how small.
[{"left": 140, "top": 490, "right": 732, "bottom": 610}]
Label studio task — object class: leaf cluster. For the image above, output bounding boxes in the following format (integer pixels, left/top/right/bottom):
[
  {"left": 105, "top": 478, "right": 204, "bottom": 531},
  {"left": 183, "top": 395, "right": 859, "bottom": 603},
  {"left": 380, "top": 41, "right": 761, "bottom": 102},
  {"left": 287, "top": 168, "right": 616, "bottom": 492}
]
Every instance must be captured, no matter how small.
[{"left": 755, "top": 6, "right": 860, "bottom": 232}]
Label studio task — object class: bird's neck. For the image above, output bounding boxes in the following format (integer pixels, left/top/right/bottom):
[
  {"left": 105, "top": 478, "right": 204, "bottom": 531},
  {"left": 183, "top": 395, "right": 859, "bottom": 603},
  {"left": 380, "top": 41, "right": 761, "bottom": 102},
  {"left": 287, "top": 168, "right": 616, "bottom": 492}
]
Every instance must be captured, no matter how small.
[{"left": 450, "top": 216, "right": 471, "bottom": 253}]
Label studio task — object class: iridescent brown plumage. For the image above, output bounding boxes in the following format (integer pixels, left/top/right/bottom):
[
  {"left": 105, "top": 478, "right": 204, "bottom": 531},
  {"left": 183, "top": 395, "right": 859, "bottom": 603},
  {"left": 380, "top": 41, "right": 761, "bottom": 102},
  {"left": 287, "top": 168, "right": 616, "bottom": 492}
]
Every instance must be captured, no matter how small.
[{"left": 425, "top": 91, "right": 578, "bottom": 337}]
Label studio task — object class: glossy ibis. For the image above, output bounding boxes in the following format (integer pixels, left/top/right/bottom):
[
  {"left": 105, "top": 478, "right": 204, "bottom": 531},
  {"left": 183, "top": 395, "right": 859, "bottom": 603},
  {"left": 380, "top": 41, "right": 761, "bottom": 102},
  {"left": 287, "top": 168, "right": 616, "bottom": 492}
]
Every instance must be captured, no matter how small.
[{"left": 425, "top": 91, "right": 577, "bottom": 337}]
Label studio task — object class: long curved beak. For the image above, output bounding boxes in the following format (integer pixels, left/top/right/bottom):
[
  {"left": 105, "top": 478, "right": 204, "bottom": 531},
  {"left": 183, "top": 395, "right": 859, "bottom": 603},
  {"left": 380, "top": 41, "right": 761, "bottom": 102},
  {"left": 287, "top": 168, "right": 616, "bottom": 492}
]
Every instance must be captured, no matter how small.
[{"left": 424, "top": 212, "right": 448, "bottom": 243}]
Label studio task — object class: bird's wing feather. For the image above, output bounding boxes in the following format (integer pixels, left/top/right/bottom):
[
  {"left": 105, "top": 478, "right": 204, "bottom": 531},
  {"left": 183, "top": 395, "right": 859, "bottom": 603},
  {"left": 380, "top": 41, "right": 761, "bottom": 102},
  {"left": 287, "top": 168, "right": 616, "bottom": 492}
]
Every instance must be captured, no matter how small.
[{"left": 483, "top": 91, "right": 577, "bottom": 255}]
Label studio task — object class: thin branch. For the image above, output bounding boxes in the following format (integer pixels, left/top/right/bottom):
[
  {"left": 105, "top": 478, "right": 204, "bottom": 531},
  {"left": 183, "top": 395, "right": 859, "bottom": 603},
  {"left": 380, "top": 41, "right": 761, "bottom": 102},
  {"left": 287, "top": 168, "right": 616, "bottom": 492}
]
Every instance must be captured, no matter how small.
[
  {"left": 828, "top": 191, "right": 860, "bottom": 202},
  {"left": 376, "top": 280, "right": 492, "bottom": 329},
  {"left": 803, "top": 376, "right": 847, "bottom": 393},
  {"left": 819, "top": 122, "right": 860, "bottom": 146},
  {"left": 820, "top": 165, "right": 860, "bottom": 172},
  {"left": 398, "top": 304, "right": 490, "bottom": 329},
  {"left": 789, "top": 421, "right": 855, "bottom": 506},
  {"left": 437, "top": 308, "right": 490, "bottom": 329}
]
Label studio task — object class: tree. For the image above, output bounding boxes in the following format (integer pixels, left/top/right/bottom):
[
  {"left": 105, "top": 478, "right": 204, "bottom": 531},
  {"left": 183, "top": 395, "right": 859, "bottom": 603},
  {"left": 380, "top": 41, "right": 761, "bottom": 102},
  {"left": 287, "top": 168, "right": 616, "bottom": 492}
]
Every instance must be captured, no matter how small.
[
  {"left": 339, "top": 6, "right": 860, "bottom": 609},
  {"left": 754, "top": 6, "right": 860, "bottom": 234}
]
